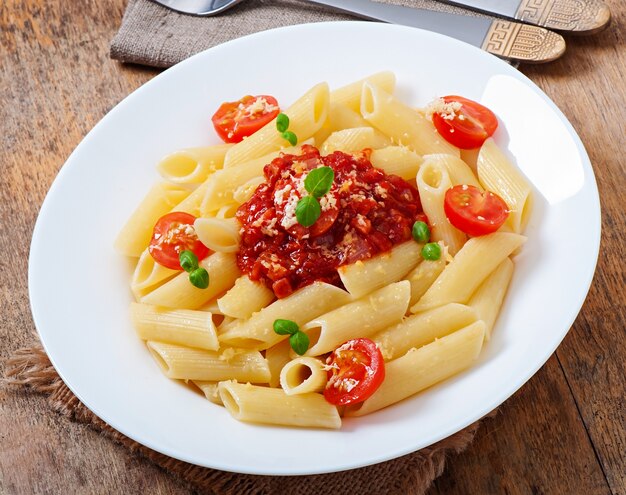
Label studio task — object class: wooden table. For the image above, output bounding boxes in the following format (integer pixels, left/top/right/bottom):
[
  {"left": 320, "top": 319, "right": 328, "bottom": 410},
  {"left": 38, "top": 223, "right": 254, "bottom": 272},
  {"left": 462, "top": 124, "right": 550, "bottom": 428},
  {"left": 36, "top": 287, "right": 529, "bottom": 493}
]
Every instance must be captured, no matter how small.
[{"left": 1, "top": 1, "right": 624, "bottom": 493}]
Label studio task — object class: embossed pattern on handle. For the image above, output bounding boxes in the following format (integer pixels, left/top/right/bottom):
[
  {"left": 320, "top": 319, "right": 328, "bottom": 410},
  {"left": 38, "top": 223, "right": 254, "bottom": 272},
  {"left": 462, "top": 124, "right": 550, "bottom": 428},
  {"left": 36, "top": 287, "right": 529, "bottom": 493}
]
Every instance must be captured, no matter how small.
[
  {"left": 515, "top": 0, "right": 611, "bottom": 34},
  {"left": 481, "top": 21, "right": 566, "bottom": 63}
]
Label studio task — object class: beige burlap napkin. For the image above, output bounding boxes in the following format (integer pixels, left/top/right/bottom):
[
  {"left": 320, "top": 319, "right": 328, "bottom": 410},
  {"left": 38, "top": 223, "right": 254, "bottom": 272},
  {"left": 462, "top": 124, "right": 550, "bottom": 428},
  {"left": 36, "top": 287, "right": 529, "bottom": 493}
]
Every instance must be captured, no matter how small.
[
  {"left": 110, "top": 0, "right": 488, "bottom": 68},
  {"left": 5, "top": 342, "right": 495, "bottom": 494}
]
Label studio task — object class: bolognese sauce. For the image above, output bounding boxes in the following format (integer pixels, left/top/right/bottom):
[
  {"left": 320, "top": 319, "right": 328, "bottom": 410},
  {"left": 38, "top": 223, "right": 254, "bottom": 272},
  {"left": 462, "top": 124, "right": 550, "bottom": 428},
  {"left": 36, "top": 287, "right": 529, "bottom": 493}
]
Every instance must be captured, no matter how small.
[{"left": 236, "top": 145, "right": 424, "bottom": 298}]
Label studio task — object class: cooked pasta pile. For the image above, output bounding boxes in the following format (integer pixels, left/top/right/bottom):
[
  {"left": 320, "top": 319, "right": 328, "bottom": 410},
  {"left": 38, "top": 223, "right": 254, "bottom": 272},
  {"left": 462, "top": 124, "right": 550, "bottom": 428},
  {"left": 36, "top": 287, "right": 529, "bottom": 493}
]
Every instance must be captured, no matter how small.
[{"left": 115, "top": 72, "right": 531, "bottom": 429}]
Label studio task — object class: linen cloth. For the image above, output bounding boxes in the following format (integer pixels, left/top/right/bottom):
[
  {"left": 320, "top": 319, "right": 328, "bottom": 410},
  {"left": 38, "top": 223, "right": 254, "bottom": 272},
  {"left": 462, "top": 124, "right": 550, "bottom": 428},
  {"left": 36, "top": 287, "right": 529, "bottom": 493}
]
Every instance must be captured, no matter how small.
[{"left": 110, "top": 0, "right": 488, "bottom": 67}]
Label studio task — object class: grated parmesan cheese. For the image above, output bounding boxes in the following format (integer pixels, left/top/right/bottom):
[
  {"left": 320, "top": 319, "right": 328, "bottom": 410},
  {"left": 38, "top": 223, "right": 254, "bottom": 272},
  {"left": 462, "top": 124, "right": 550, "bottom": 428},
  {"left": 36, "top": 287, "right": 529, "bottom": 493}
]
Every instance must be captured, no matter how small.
[{"left": 425, "top": 97, "right": 463, "bottom": 120}]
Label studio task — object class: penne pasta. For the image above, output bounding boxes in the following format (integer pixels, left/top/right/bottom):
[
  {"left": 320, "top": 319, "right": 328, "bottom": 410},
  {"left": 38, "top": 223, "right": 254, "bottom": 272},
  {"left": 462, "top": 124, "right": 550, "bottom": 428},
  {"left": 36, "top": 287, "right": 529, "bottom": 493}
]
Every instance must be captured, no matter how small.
[
  {"left": 304, "top": 281, "right": 410, "bottom": 356},
  {"left": 117, "top": 74, "right": 532, "bottom": 430},
  {"left": 347, "top": 321, "right": 485, "bottom": 416},
  {"left": 412, "top": 233, "right": 526, "bottom": 312},
  {"left": 192, "top": 380, "right": 223, "bottom": 405},
  {"left": 218, "top": 282, "right": 352, "bottom": 350},
  {"left": 320, "top": 127, "right": 391, "bottom": 155},
  {"left": 218, "top": 381, "right": 341, "bottom": 429},
  {"left": 223, "top": 83, "right": 329, "bottom": 168},
  {"left": 147, "top": 342, "right": 271, "bottom": 383},
  {"left": 477, "top": 138, "right": 532, "bottom": 233},
  {"left": 369, "top": 146, "right": 423, "bottom": 181},
  {"left": 114, "top": 182, "right": 190, "bottom": 257},
  {"left": 468, "top": 257, "right": 514, "bottom": 340},
  {"left": 404, "top": 255, "right": 447, "bottom": 306},
  {"left": 217, "top": 275, "right": 275, "bottom": 319},
  {"left": 141, "top": 252, "right": 240, "bottom": 309},
  {"left": 194, "top": 217, "right": 240, "bottom": 253},
  {"left": 131, "top": 302, "right": 219, "bottom": 351},
  {"left": 156, "top": 144, "right": 232, "bottom": 184},
  {"left": 130, "top": 248, "right": 180, "bottom": 300},
  {"left": 280, "top": 357, "right": 327, "bottom": 395},
  {"left": 361, "top": 82, "right": 460, "bottom": 157},
  {"left": 373, "top": 303, "right": 478, "bottom": 360},
  {"left": 416, "top": 156, "right": 467, "bottom": 255},
  {"left": 338, "top": 241, "right": 422, "bottom": 299}
]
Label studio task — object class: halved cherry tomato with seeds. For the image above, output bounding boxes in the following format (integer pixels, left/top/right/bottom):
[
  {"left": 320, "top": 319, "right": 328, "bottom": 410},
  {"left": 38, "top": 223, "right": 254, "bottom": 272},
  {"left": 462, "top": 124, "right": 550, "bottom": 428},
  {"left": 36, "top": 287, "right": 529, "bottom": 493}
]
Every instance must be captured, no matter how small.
[
  {"left": 324, "top": 338, "right": 385, "bottom": 406},
  {"left": 432, "top": 96, "right": 498, "bottom": 149},
  {"left": 444, "top": 184, "right": 509, "bottom": 236},
  {"left": 212, "top": 95, "right": 280, "bottom": 143},
  {"left": 149, "top": 212, "right": 210, "bottom": 270}
]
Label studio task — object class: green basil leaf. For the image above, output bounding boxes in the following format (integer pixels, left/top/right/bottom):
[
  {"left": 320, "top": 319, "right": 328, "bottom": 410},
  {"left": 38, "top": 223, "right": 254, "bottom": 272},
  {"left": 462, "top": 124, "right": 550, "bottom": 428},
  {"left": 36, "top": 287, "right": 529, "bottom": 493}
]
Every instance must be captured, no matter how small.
[
  {"left": 281, "top": 130, "right": 298, "bottom": 146},
  {"left": 179, "top": 250, "right": 199, "bottom": 273},
  {"left": 189, "top": 268, "right": 209, "bottom": 289},
  {"left": 304, "top": 166, "right": 334, "bottom": 198},
  {"left": 276, "top": 113, "right": 289, "bottom": 133},
  {"left": 273, "top": 319, "right": 299, "bottom": 336},
  {"left": 295, "top": 196, "right": 321, "bottom": 227},
  {"left": 289, "top": 331, "right": 310, "bottom": 356}
]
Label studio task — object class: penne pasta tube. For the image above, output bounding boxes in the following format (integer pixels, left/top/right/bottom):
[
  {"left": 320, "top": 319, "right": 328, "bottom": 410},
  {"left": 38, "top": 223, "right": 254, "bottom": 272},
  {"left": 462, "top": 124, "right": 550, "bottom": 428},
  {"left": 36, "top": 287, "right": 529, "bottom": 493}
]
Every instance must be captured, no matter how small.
[
  {"left": 147, "top": 342, "right": 271, "bottom": 383},
  {"left": 192, "top": 380, "right": 223, "bottom": 405},
  {"left": 404, "top": 256, "right": 447, "bottom": 306},
  {"left": 373, "top": 303, "right": 478, "bottom": 360},
  {"left": 202, "top": 152, "right": 279, "bottom": 212},
  {"left": 218, "top": 381, "right": 341, "bottom": 429},
  {"left": 170, "top": 180, "right": 209, "bottom": 216},
  {"left": 369, "top": 146, "right": 423, "bottom": 181},
  {"left": 265, "top": 339, "right": 293, "bottom": 388},
  {"left": 468, "top": 257, "right": 514, "bottom": 340},
  {"left": 331, "top": 71, "right": 396, "bottom": 112},
  {"left": 194, "top": 217, "right": 240, "bottom": 253},
  {"left": 423, "top": 153, "right": 481, "bottom": 188},
  {"left": 411, "top": 233, "right": 526, "bottom": 312},
  {"left": 477, "top": 138, "right": 532, "bottom": 233},
  {"left": 141, "top": 252, "right": 240, "bottom": 309},
  {"left": 131, "top": 302, "right": 219, "bottom": 351},
  {"left": 232, "top": 176, "right": 265, "bottom": 204},
  {"left": 217, "top": 275, "right": 275, "bottom": 319},
  {"left": 200, "top": 142, "right": 310, "bottom": 213},
  {"left": 360, "top": 82, "right": 460, "bottom": 157},
  {"left": 114, "top": 182, "right": 190, "bottom": 257},
  {"left": 215, "top": 203, "right": 240, "bottom": 219},
  {"left": 218, "top": 282, "right": 352, "bottom": 350},
  {"left": 313, "top": 102, "right": 370, "bottom": 144},
  {"left": 156, "top": 144, "right": 232, "bottom": 184},
  {"left": 303, "top": 281, "right": 410, "bottom": 356},
  {"left": 130, "top": 248, "right": 180, "bottom": 300},
  {"left": 320, "top": 127, "right": 390, "bottom": 155},
  {"left": 347, "top": 321, "right": 485, "bottom": 416},
  {"left": 280, "top": 357, "right": 327, "bottom": 395},
  {"left": 338, "top": 241, "right": 421, "bottom": 299},
  {"left": 416, "top": 157, "right": 467, "bottom": 255},
  {"left": 223, "top": 83, "right": 329, "bottom": 168}
]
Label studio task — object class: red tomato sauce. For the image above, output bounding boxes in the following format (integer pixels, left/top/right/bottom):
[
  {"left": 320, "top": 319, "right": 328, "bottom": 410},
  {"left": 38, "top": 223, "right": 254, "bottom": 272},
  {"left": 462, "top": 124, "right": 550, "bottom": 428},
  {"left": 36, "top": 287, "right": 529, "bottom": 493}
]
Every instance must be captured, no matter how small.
[{"left": 236, "top": 145, "right": 423, "bottom": 298}]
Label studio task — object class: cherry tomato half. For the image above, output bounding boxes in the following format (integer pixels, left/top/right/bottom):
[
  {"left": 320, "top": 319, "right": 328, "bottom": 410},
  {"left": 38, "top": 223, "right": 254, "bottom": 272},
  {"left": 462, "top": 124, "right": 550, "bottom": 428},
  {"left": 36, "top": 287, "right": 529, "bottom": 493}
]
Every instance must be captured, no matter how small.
[
  {"left": 324, "top": 338, "right": 385, "bottom": 406},
  {"left": 148, "top": 212, "right": 210, "bottom": 270},
  {"left": 432, "top": 96, "right": 498, "bottom": 149},
  {"left": 444, "top": 185, "right": 509, "bottom": 237},
  {"left": 211, "top": 95, "right": 280, "bottom": 143}
]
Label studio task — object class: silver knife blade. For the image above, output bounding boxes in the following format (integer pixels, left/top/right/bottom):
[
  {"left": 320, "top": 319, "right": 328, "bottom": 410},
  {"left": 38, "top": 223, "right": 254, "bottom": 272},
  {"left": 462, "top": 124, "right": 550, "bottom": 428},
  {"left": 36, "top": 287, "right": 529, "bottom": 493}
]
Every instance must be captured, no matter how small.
[
  {"left": 307, "top": 0, "right": 565, "bottom": 63},
  {"left": 437, "top": 0, "right": 611, "bottom": 34}
]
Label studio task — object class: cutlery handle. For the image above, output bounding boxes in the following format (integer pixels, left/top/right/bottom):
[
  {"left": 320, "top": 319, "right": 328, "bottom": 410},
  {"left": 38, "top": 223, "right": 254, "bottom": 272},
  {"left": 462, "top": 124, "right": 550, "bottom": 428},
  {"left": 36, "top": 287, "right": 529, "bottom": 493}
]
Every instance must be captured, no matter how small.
[{"left": 305, "top": 0, "right": 565, "bottom": 63}]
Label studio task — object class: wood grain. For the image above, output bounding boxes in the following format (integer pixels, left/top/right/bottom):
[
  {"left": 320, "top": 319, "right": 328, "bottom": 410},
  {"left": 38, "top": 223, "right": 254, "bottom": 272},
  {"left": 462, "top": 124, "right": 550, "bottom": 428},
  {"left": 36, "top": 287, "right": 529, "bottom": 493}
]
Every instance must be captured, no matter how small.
[{"left": 1, "top": 0, "right": 624, "bottom": 494}]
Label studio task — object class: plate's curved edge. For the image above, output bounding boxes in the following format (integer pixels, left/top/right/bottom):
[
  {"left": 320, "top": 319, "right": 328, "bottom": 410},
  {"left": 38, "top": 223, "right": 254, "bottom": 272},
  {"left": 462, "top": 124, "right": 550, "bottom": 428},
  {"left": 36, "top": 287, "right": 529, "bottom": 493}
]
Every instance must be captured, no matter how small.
[{"left": 27, "top": 21, "right": 602, "bottom": 475}]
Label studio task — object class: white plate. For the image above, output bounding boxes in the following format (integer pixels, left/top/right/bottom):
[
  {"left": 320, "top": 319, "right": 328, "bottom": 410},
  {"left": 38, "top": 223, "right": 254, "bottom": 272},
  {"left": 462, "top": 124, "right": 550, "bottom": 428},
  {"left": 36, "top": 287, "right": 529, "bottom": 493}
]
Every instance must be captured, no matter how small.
[{"left": 29, "top": 22, "right": 600, "bottom": 475}]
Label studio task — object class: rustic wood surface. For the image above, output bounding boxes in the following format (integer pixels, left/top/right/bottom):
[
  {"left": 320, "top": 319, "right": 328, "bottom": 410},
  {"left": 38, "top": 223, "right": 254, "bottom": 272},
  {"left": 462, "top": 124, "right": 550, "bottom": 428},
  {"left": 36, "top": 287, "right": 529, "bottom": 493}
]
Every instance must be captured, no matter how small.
[{"left": 1, "top": 1, "right": 624, "bottom": 494}]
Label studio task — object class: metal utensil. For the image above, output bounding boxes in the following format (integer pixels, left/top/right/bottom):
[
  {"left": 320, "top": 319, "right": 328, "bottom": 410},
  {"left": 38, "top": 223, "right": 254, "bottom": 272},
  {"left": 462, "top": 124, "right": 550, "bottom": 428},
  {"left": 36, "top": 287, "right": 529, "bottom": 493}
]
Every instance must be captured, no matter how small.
[
  {"left": 149, "top": 0, "right": 566, "bottom": 63},
  {"left": 435, "top": 0, "right": 611, "bottom": 34}
]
